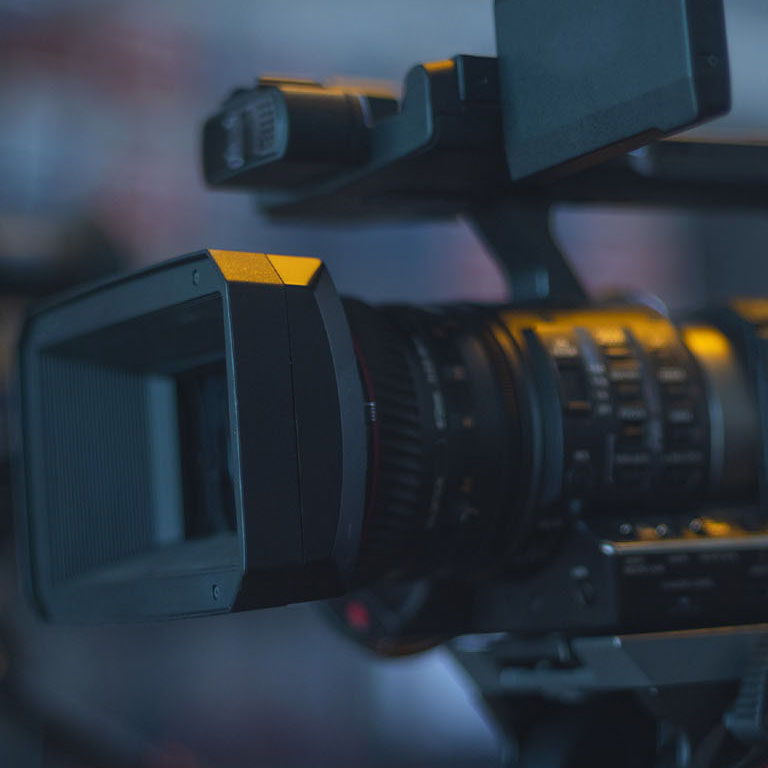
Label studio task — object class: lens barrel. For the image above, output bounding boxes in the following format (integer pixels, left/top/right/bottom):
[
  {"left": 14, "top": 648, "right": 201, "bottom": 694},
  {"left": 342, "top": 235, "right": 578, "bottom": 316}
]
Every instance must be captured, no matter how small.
[{"left": 346, "top": 302, "right": 755, "bottom": 585}]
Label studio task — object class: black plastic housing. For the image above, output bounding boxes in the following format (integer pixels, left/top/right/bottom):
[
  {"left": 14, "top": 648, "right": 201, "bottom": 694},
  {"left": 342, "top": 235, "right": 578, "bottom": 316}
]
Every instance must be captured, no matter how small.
[
  {"left": 494, "top": 0, "right": 731, "bottom": 180},
  {"left": 202, "top": 2, "right": 742, "bottom": 219},
  {"left": 16, "top": 251, "right": 366, "bottom": 621},
  {"left": 202, "top": 79, "right": 398, "bottom": 190}
]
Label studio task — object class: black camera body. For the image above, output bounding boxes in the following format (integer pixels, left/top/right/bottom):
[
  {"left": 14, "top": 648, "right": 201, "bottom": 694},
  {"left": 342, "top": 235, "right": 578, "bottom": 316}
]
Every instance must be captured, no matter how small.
[
  {"left": 18, "top": 0, "right": 768, "bottom": 658},
  {"left": 15, "top": 242, "right": 768, "bottom": 648},
  {"left": 19, "top": 4, "right": 768, "bottom": 765}
]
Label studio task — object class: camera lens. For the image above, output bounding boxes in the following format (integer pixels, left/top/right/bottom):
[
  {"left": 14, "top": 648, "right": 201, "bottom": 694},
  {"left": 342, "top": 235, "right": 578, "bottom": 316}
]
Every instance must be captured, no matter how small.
[{"left": 346, "top": 302, "right": 730, "bottom": 586}]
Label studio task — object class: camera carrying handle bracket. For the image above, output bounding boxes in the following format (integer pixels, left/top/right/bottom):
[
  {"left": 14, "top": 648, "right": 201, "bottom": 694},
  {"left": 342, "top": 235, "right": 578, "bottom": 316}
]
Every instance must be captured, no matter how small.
[{"left": 468, "top": 200, "right": 587, "bottom": 306}]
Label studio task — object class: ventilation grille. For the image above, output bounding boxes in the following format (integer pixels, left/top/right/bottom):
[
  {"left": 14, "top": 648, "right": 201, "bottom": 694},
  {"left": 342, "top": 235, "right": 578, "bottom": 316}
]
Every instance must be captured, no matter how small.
[
  {"left": 40, "top": 356, "right": 154, "bottom": 583},
  {"left": 245, "top": 92, "right": 278, "bottom": 160}
]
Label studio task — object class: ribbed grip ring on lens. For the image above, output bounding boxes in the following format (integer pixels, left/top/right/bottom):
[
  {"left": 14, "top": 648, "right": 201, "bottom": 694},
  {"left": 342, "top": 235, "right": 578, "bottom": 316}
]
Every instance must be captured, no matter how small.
[{"left": 344, "top": 301, "right": 431, "bottom": 582}]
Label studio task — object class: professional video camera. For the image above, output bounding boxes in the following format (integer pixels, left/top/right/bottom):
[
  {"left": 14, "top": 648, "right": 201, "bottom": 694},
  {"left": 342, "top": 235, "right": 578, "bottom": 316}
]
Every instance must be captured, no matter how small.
[{"left": 16, "top": 0, "right": 768, "bottom": 765}]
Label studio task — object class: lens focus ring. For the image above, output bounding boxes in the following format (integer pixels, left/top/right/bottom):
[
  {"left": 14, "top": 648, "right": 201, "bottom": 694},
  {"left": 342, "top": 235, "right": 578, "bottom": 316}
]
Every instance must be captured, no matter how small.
[{"left": 345, "top": 301, "right": 433, "bottom": 582}]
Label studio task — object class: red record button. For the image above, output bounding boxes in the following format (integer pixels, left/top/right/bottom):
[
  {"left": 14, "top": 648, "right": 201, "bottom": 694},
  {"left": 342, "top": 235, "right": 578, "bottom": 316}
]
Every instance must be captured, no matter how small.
[{"left": 345, "top": 600, "right": 372, "bottom": 632}]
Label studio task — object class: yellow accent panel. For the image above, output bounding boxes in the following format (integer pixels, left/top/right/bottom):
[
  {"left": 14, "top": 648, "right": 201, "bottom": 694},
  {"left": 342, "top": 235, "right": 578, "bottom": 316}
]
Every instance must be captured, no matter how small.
[
  {"left": 423, "top": 59, "right": 455, "bottom": 73},
  {"left": 701, "top": 518, "right": 738, "bottom": 537},
  {"left": 280, "top": 84, "right": 348, "bottom": 97},
  {"left": 267, "top": 254, "right": 323, "bottom": 286},
  {"left": 499, "top": 308, "right": 672, "bottom": 340},
  {"left": 209, "top": 250, "right": 282, "bottom": 284},
  {"left": 683, "top": 326, "right": 732, "bottom": 361},
  {"left": 732, "top": 298, "right": 768, "bottom": 324},
  {"left": 326, "top": 77, "right": 396, "bottom": 99}
]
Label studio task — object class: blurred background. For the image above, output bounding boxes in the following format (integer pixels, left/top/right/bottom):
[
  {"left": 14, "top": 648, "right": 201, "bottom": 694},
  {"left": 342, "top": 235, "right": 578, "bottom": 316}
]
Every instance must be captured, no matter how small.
[{"left": 1, "top": 1, "right": 768, "bottom": 766}]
